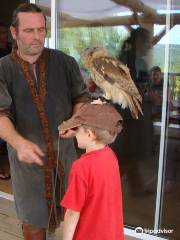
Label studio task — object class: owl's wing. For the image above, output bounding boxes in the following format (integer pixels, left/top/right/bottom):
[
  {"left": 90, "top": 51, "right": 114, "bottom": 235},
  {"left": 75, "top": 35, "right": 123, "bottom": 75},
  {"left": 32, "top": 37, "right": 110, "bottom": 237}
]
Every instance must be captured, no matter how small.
[
  {"left": 89, "top": 56, "right": 142, "bottom": 119},
  {"left": 93, "top": 57, "right": 141, "bottom": 99}
]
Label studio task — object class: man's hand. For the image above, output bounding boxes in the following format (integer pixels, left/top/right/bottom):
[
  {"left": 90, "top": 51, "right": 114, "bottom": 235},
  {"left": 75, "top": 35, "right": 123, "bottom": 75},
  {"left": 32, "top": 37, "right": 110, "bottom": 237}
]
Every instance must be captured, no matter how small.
[
  {"left": 58, "top": 129, "right": 76, "bottom": 139},
  {"left": 16, "top": 139, "right": 44, "bottom": 166},
  {"left": 0, "top": 116, "right": 44, "bottom": 166},
  {"left": 58, "top": 102, "right": 85, "bottom": 139}
]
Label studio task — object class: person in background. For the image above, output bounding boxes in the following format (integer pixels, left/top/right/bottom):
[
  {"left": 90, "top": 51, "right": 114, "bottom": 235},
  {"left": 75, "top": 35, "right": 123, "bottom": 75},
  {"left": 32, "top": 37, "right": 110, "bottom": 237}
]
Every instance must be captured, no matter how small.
[
  {"left": 119, "top": 27, "right": 152, "bottom": 87},
  {"left": 150, "top": 66, "right": 163, "bottom": 86},
  {"left": 150, "top": 66, "right": 177, "bottom": 193},
  {"left": 59, "top": 101, "right": 124, "bottom": 240},
  {"left": 0, "top": 3, "right": 89, "bottom": 239},
  {"left": 113, "top": 27, "right": 153, "bottom": 195},
  {"left": 0, "top": 22, "right": 11, "bottom": 179},
  {"left": 149, "top": 66, "right": 163, "bottom": 118},
  {"left": 0, "top": 22, "right": 11, "bottom": 57}
]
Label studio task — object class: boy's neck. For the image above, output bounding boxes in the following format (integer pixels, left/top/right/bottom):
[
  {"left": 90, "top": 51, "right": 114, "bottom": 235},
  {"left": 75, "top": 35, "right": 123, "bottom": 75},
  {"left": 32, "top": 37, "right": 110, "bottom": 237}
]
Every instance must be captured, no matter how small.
[{"left": 85, "top": 142, "right": 106, "bottom": 153}]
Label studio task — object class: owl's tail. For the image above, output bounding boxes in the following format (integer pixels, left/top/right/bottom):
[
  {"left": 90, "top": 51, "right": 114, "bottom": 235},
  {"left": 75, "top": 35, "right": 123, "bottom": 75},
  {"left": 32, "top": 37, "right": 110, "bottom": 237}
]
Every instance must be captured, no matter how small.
[
  {"left": 117, "top": 90, "right": 143, "bottom": 119},
  {"left": 132, "top": 96, "right": 143, "bottom": 117}
]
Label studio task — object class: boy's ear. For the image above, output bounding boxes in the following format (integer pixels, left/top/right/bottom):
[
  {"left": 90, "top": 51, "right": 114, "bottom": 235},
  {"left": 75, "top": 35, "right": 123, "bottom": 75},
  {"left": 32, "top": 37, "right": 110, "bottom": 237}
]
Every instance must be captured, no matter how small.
[{"left": 87, "top": 129, "right": 96, "bottom": 140}]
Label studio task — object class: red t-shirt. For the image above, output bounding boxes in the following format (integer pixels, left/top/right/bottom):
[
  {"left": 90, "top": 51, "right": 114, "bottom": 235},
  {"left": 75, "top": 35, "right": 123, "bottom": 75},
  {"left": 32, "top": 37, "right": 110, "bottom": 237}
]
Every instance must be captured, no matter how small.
[
  {"left": 61, "top": 146, "right": 124, "bottom": 240},
  {"left": 61, "top": 147, "right": 124, "bottom": 240}
]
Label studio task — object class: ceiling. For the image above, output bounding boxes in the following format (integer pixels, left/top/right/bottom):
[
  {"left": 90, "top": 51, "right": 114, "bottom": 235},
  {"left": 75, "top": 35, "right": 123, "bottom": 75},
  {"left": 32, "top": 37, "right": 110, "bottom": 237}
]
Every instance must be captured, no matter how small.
[
  {"left": 39, "top": 0, "right": 180, "bottom": 20},
  {"left": 1, "top": 0, "right": 179, "bottom": 27}
]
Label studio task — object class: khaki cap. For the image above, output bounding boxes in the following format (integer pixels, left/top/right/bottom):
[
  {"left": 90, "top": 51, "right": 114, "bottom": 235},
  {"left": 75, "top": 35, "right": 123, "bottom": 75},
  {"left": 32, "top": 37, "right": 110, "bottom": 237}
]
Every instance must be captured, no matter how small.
[{"left": 59, "top": 100, "right": 123, "bottom": 134}]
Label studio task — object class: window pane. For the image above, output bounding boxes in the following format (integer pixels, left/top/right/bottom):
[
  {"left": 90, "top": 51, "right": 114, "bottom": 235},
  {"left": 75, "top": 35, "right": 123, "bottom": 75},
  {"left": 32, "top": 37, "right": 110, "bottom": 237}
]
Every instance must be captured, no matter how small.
[
  {"left": 37, "top": 0, "right": 51, "bottom": 47},
  {"left": 160, "top": 22, "right": 180, "bottom": 240},
  {"left": 58, "top": 0, "right": 158, "bottom": 233}
]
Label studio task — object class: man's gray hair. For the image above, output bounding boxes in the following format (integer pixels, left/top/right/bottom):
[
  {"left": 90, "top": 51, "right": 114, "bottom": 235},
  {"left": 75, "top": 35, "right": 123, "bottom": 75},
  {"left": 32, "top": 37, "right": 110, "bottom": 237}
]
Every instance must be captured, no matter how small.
[{"left": 11, "top": 3, "right": 46, "bottom": 30}]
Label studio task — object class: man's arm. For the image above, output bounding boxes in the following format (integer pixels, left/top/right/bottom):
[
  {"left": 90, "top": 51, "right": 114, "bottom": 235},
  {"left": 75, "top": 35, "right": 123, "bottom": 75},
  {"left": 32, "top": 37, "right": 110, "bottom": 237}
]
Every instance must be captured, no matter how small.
[
  {"left": 63, "top": 209, "right": 80, "bottom": 240},
  {"left": 0, "top": 116, "right": 44, "bottom": 165},
  {"left": 58, "top": 102, "right": 85, "bottom": 138}
]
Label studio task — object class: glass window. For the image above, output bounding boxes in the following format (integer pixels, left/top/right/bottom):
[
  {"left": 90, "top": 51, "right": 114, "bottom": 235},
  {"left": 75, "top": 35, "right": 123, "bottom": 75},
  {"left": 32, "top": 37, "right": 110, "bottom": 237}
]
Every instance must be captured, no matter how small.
[
  {"left": 160, "top": 24, "right": 180, "bottom": 240},
  {"left": 36, "top": 0, "right": 51, "bottom": 47},
  {"left": 57, "top": 1, "right": 180, "bottom": 239},
  {"left": 58, "top": 0, "right": 157, "bottom": 232}
]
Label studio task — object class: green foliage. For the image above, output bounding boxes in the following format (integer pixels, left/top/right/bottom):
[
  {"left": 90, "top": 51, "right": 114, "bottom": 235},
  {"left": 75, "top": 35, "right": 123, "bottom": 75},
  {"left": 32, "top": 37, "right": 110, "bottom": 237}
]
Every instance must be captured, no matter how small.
[
  {"left": 153, "top": 44, "right": 180, "bottom": 73},
  {"left": 174, "top": 77, "right": 180, "bottom": 98},
  {"left": 59, "top": 26, "right": 127, "bottom": 63},
  {"left": 59, "top": 27, "right": 180, "bottom": 99},
  {"left": 153, "top": 44, "right": 180, "bottom": 98}
]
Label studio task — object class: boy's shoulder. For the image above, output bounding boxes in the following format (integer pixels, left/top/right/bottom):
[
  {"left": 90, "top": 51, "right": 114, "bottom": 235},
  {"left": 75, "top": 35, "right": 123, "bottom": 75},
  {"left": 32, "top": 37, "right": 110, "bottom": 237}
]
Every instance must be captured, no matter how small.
[
  {"left": 72, "top": 153, "right": 90, "bottom": 169},
  {"left": 70, "top": 155, "right": 89, "bottom": 178},
  {"left": 73, "top": 146, "right": 117, "bottom": 168}
]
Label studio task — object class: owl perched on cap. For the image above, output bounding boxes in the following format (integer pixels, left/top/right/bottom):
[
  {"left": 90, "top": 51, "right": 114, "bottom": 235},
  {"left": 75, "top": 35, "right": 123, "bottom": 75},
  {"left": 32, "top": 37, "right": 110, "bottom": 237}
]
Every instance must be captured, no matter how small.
[{"left": 81, "top": 47, "right": 143, "bottom": 119}]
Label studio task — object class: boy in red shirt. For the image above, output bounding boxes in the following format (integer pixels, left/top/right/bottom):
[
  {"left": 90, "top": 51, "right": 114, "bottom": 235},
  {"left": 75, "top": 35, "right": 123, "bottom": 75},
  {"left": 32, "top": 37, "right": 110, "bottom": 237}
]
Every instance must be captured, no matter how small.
[{"left": 58, "top": 100, "right": 124, "bottom": 240}]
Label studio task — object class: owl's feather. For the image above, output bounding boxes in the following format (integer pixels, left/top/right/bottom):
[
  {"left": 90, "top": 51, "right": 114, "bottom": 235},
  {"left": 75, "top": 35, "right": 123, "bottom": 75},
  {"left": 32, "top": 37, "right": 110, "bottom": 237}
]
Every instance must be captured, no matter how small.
[{"left": 81, "top": 47, "right": 143, "bottom": 119}]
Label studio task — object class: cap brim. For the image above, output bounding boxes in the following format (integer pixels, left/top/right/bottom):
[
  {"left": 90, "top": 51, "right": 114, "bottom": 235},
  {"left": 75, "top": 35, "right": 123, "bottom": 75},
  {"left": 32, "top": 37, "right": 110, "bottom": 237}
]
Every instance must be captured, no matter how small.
[{"left": 59, "top": 117, "right": 82, "bottom": 131}]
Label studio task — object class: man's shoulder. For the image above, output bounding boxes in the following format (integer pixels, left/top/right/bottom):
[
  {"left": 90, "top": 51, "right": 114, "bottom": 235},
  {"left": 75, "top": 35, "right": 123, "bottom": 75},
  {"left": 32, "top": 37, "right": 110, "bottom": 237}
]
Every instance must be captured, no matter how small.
[
  {"left": 0, "top": 54, "right": 13, "bottom": 69},
  {"left": 0, "top": 54, "right": 11, "bottom": 62},
  {"left": 47, "top": 48, "right": 74, "bottom": 62}
]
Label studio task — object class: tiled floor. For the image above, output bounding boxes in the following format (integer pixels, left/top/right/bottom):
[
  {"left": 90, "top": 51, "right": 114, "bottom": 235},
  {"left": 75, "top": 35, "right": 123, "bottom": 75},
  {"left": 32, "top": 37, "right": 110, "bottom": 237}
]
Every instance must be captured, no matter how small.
[
  {"left": 0, "top": 197, "right": 22, "bottom": 240},
  {"left": 0, "top": 196, "right": 63, "bottom": 240},
  {"left": 0, "top": 197, "right": 138, "bottom": 240},
  {"left": 0, "top": 152, "right": 139, "bottom": 239}
]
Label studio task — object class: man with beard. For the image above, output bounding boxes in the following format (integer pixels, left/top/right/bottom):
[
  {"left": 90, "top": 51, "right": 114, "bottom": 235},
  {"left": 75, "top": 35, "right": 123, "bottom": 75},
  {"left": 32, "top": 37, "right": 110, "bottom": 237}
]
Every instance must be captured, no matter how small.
[{"left": 0, "top": 3, "right": 89, "bottom": 239}]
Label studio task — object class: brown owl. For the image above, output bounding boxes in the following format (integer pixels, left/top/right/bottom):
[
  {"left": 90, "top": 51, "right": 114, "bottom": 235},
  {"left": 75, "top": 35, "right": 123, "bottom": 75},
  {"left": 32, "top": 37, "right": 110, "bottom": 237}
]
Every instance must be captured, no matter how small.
[{"left": 81, "top": 47, "right": 143, "bottom": 119}]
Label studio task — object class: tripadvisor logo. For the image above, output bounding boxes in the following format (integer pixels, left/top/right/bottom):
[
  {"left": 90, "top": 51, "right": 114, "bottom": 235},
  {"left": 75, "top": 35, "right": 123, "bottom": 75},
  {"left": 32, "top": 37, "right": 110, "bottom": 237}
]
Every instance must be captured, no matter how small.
[
  {"left": 135, "top": 227, "right": 143, "bottom": 234},
  {"left": 135, "top": 227, "right": 174, "bottom": 235}
]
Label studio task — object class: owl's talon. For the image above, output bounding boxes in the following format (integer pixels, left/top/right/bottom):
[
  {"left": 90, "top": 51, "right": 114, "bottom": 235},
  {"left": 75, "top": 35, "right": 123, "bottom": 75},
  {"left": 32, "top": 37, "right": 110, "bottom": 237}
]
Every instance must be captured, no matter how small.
[{"left": 103, "top": 93, "right": 111, "bottom": 100}]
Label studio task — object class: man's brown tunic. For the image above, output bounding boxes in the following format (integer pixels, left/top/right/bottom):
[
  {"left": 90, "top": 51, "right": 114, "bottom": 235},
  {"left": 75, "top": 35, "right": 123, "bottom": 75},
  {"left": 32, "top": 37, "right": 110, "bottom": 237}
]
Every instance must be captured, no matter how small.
[{"left": 0, "top": 48, "right": 89, "bottom": 228}]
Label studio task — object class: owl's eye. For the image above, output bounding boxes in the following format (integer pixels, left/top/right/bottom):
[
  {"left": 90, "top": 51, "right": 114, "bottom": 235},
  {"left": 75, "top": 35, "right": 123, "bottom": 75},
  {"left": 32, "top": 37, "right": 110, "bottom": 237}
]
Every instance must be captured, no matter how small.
[{"left": 90, "top": 51, "right": 94, "bottom": 56}]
